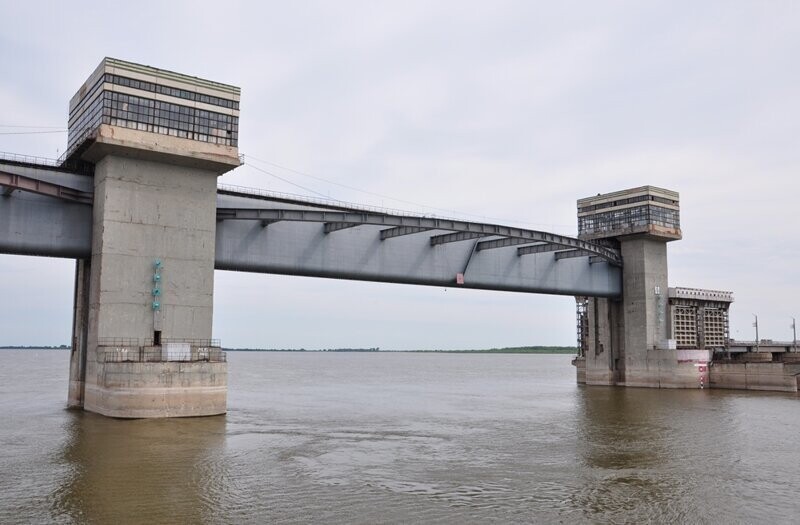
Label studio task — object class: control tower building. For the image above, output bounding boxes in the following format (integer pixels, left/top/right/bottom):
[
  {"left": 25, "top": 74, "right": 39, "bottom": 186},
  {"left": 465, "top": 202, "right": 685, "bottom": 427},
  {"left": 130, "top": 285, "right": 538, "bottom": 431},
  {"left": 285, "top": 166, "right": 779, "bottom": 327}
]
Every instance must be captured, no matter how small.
[
  {"left": 573, "top": 186, "right": 706, "bottom": 388},
  {"left": 65, "top": 58, "right": 240, "bottom": 417}
]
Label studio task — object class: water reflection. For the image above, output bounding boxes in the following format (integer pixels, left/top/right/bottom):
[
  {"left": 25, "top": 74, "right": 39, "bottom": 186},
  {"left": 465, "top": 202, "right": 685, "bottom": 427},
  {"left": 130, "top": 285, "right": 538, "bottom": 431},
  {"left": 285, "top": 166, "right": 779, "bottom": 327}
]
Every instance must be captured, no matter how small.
[
  {"left": 576, "top": 386, "right": 670, "bottom": 470},
  {"left": 572, "top": 386, "right": 686, "bottom": 522},
  {"left": 51, "top": 412, "right": 226, "bottom": 524}
]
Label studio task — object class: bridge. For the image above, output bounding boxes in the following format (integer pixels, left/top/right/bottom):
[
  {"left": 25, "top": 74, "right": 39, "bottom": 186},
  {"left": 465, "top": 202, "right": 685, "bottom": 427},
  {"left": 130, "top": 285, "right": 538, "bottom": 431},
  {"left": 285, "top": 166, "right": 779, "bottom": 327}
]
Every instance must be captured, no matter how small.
[
  {"left": 0, "top": 58, "right": 745, "bottom": 418},
  {"left": 0, "top": 162, "right": 621, "bottom": 296}
]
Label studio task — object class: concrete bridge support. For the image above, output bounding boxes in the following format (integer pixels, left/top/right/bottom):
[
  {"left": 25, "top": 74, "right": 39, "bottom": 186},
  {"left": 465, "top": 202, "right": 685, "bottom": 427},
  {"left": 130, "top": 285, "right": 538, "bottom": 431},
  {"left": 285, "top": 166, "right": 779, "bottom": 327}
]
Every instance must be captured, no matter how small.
[
  {"left": 68, "top": 258, "right": 90, "bottom": 409},
  {"left": 576, "top": 187, "right": 705, "bottom": 388},
  {"left": 78, "top": 155, "right": 227, "bottom": 417},
  {"left": 60, "top": 57, "right": 240, "bottom": 417}
]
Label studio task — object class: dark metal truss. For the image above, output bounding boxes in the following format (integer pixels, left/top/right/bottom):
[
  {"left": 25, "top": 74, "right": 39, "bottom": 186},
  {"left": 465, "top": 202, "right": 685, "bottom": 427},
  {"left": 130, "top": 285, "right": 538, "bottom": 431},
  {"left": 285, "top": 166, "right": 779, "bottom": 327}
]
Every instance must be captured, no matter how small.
[
  {"left": 216, "top": 207, "right": 622, "bottom": 265},
  {"left": 324, "top": 222, "right": 358, "bottom": 233},
  {"left": 555, "top": 249, "right": 592, "bottom": 260},
  {"left": 517, "top": 243, "right": 569, "bottom": 256},
  {"left": 477, "top": 237, "right": 538, "bottom": 251},
  {"left": 380, "top": 226, "right": 432, "bottom": 240},
  {"left": 0, "top": 170, "right": 93, "bottom": 204},
  {"left": 430, "top": 231, "right": 489, "bottom": 246},
  {"left": 0, "top": 169, "right": 621, "bottom": 264}
]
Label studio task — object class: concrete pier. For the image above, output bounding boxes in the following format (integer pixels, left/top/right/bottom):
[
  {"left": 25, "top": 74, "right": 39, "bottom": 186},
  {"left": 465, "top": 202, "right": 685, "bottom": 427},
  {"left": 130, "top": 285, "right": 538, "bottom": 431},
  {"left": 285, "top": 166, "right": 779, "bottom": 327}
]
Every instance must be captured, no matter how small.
[
  {"left": 81, "top": 156, "right": 226, "bottom": 417},
  {"left": 68, "top": 259, "right": 90, "bottom": 408},
  {"left": 576, "top": 187, "right": 693, "bottom": 388},
  {"left": 64, "top": 58, "right": 240, "bottom": 417}
]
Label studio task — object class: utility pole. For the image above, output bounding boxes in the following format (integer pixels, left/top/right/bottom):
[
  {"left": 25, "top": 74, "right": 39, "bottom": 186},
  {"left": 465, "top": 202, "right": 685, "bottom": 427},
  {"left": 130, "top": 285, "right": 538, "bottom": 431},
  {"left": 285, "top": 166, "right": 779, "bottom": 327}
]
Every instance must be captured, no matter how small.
[
  {"left": 792, "top": 317, "right": 797, "bottom": 353},
  {"left": 753, "top": 314, "right": 759, "bottom": 352}
]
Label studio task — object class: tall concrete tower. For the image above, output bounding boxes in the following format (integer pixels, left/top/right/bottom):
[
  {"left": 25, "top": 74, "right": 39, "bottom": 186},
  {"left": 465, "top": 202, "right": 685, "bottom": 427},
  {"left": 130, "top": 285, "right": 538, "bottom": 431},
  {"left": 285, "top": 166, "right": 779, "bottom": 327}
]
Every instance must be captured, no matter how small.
[
  {"left": 65, "top": 58, "right": 240, "bottom": 417},
  {"left": 575, "top": 186, "right": 693, "bottom": 387}
]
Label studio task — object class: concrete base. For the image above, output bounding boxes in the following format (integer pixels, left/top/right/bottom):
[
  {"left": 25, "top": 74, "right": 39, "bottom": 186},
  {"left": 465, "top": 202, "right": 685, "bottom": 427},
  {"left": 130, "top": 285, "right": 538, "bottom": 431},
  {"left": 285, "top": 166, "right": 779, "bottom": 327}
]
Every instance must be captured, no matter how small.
[
  {"left": 67, "top": 379, "right": 86, "bottom": 409},
  {"left": 573, "top": 357, "right": 586, "bottom": 384},
  {"left": 585, "top": 368, "right": 618, "bottom": 386},
  {"left": 68, "top": 259, "right": 91, "bottom": 409},
  {"left": 577, "top": 349, "right": 710, "bottom": 388},
  {"left": 575, "top": 354, "right": 800, "bottom": 392},
  {"left": 710, "top": 363, "right": 799, "bottom": 392},
  {"left": 84, "top": 361, "right": 227, "bottom": 418},
  {"left": 621, "top": 350, "right": 707, "bottom": 388}
]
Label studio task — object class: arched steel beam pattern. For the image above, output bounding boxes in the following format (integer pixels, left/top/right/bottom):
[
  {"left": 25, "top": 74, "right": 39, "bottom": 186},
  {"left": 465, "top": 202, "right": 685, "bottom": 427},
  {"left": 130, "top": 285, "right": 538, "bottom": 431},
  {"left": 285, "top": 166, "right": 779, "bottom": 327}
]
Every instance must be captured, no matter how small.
[{"left": 215, "top": 207, "right": 622, "bottom": 265}]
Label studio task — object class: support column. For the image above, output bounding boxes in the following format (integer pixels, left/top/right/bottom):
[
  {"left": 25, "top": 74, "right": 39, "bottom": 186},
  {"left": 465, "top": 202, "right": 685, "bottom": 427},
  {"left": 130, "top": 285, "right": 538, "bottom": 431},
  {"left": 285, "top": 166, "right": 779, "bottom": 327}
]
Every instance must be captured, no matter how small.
[
  {"left": 62, "top": 57, "right": 241, "bottom": 418},
  {"left": 82, "top": 155, "right": 226, "bottom": 418},
  {"left": 574, "top": 186, "right": 682, "bottom": 388},
  {"left": 618, "top": 238, "right": 669, "bottom": 387},
  {"left": 583, "top": 297, "right": 625, "bottom": 385},
  {"left": 68, "top": 258, "right": 90, "bottom": 408}
]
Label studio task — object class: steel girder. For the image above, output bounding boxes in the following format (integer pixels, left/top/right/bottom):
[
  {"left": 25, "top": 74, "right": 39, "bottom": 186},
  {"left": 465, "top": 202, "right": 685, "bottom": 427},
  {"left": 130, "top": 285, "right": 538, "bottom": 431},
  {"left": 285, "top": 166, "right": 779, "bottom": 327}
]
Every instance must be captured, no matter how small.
[
  {"left": 380, "top": 226, "right": 432, "bottom": 240},
  {"left": 216, "top": 207, "right": 622, "bottom": 264},
  {"left": 0, "top": 166, "right": 622, "bottom": 297},
  {"left": 430, "top": 231, "right": 490, "bottom": 246},
  {"left": 0, "top": 165, "right": 620, "bottom": 265},
  {"left": 0, "top": 170, "right": 93, "bottom": 204}
]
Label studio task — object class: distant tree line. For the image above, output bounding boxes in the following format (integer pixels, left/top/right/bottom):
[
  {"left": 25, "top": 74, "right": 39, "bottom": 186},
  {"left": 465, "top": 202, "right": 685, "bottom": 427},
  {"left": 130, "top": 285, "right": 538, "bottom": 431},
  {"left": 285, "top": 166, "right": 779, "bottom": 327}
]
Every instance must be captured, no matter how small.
[
  {"left": 1, "top": 345, "right": 576, "bottom": 354},
  {"left": 0, "top": 345, "right": 70, "bottom": 349},
  {"left": 407, "top": 346, "right": 577, "bottom": 354},
  {"left": 224, "top": 347, "right": 380, "bottom": 352},
  {"left": 222, "top": 346, "right": 575, "bottom": 354}
]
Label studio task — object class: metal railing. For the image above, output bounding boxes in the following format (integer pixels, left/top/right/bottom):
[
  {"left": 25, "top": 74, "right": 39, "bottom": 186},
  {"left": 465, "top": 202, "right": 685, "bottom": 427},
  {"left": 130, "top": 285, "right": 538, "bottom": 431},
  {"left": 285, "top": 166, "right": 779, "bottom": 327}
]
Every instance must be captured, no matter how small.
[
  {"left": 96, "top": 337, "right": 226, "bottom": 363},
  {"left": 217, "top": 182, "right": 441, "bottom": 220},
  {"left": 142, "top": 338, "right": 221, "bottom": 347},
  {"left": 0, "top": 150, "right": 94, "bottom": 175},
  {"left": 97, "top": 347, "right": 227, "bottom": 363},
  {"left": 97, "top": 337, "right": 140, "bottom": 347}
]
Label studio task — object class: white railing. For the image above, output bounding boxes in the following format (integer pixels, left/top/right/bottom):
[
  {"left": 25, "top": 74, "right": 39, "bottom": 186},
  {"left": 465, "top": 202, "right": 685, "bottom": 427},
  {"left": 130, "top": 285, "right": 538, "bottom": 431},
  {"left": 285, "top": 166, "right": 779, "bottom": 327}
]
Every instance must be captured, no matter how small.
[
  {"left": 217, "top": 183, "right": 449, "bottom": 220},
  {"left": 669, "top": 287, "right": 734, "bottom": 302}
]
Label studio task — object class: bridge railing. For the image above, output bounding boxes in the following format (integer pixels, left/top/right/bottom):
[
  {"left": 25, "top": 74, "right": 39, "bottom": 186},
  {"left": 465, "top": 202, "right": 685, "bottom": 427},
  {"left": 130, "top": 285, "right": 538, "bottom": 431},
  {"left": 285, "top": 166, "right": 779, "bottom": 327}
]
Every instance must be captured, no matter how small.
[
  {"left": 96, "top": 338, "right": 226, "bottom": 363},
  {"left": 217, "top": 183, "right": 440, "bottom": 220},
  {"left": 98, "top": 349, "right": 227, "bottom": 363},
  {"left": 0, "top": 150, "right": 94, "bottom": 175}
]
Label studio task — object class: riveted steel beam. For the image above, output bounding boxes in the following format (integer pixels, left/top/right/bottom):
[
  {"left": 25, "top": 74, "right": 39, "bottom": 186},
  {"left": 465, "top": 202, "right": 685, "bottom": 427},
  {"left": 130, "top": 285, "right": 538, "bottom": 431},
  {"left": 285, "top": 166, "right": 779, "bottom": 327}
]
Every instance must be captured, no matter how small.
[
  {"left": 477, "top": 238, "right": 542, "bottom": 251},
  {"left": 215, "top": 208, "right": 621, "bottom": 264},
  {"left": 380, "top": 226, "right": 432, "bottom": 240},
  {"left": 554, "top": 249, "right": 591, "bottom": 260},
  {"left": 430, "top": 231, "right": 490, "bottom": 246},
  {"left": 0, "top": 170, "right": 93, "bottom": 204},
  {"left": 324, "top": 222, "right": 359, "bottom": 233},
  {"left": 517, "top": 243, "right": 569, "bottom": 256}
]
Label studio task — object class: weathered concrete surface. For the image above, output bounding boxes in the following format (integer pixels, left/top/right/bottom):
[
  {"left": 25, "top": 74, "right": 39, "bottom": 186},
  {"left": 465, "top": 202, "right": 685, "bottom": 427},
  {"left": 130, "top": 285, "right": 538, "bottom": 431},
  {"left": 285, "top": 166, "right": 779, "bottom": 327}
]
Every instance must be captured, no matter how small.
[
  {"left": 581, "top": 239, "right": 672, "bottom": 388},
  {"left": 68, "top": 258, "right": 90, "bottom": 408},
  {"left": 573, "top": 357, "right": 586, "bottom": 384},
  {"left": 576, "top": 237, "right": 713, "bottom": 389},
  {"left": 710, "top": 363, "right": 800, "bottom": 392},
  {"left": 582, "top": 297, "right": 623, "bottom": 385},
  {"left": 82, "top": 125, "right": 240, "bottom": 174},
  {"left": 579, "top": 348, "right": 709, "bottom": 389},
  {"left": 579, "top": 352, "right": 800, "bottom": 392},
  {"left": 83, "top": 155, "right": 223, "bottom": 417},
  {"left": 87, "top": 359, "right": 227, "bottom": 418},
  {"left": 619, "top": 239, "right": 669, "bottom": 387},
  {"left": 622, "top": 350, "right": 706, "bottom": 388}
]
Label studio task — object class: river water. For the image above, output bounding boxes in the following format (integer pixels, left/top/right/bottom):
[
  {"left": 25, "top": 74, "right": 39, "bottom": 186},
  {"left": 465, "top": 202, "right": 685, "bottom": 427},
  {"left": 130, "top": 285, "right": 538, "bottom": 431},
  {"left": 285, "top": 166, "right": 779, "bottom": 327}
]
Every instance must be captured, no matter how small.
[{"left": 0, "top": 350, "right": 798, "bottom": 524}]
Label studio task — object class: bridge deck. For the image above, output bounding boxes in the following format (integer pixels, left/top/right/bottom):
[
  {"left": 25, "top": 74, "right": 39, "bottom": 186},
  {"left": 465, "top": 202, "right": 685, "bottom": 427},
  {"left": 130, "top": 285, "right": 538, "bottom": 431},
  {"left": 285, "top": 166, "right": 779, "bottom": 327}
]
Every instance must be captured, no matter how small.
[{"left": 0, "top": 159, "right": 622, "bottom": 297}]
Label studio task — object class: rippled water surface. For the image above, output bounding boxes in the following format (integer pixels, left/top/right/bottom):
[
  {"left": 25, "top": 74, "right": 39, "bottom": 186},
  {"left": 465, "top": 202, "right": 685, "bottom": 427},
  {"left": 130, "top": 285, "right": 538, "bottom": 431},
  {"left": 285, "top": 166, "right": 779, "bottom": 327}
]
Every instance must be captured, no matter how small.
[{"left": 1, "top": 350, "right": 799, "bottom": 524}]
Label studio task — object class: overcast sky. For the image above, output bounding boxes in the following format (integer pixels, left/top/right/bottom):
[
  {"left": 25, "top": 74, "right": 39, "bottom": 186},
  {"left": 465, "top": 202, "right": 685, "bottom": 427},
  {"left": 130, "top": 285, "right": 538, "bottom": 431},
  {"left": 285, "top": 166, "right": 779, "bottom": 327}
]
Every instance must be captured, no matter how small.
[{"left": 1, "top": 1, "right": 798, "bottom": 348}]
